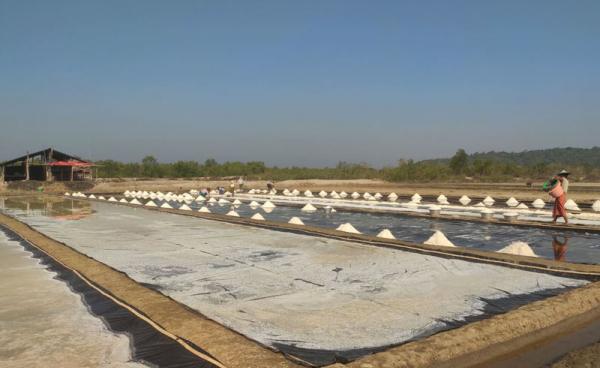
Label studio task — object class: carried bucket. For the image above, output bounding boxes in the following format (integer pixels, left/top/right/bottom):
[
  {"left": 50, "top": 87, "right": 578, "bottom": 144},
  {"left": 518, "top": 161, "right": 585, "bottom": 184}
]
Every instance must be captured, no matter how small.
[{"left": 548, "top": 183, "right": 564, "bottom": 198}]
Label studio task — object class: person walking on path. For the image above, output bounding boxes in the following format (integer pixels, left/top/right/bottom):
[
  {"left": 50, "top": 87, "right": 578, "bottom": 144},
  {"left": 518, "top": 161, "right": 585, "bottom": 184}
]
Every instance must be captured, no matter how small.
[
  {"left": 552, "top": 169, "right": 570, "bottom": 224},
  {"left": 229, "top": 180, "right": 236, "bottom": 197},
  {"left": 237, "top": 176, "right": 245, "bottom": 191}
]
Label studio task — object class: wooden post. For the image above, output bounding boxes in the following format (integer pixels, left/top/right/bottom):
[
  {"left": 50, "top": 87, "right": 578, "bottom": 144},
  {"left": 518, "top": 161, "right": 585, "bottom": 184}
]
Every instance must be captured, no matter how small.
[
  {"left": 0, "top": 166, "right": 4, "bottom": 182},
  {"left": 70, "top": 166, "right": 74, "bottom": 181},
  {"left": 25, "top": 157, "right": 30, "bottom": 180},
  {"left": 45, "top": 166, "right": 52, "bottom": 181}
]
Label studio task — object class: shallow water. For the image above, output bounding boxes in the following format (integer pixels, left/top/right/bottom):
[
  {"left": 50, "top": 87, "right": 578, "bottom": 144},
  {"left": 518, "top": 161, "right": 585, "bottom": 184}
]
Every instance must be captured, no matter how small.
[{"left": 180, "top": 198, "right": 600, "bottom": 264}]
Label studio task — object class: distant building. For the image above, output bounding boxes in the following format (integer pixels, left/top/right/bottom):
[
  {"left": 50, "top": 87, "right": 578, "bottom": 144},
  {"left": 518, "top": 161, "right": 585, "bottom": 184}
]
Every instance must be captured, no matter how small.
[{"left": 0, "top": 148, "right": 96, "bottom": 182}]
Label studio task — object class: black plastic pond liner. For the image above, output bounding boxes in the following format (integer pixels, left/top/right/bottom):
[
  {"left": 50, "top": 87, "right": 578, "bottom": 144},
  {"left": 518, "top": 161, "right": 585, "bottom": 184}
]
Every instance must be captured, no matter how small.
[
  {"left": 271, "top": 286, "right": 581, "bottom": 366},
  {"left": 0, "top": 226, "right": 221, "bottom": 368}
]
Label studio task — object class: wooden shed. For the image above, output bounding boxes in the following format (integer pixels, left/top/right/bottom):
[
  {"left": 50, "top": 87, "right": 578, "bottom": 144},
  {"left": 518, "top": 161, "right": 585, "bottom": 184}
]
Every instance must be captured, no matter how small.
[{"left": 0, "top": 148, "right": 96, "bottom": 182}]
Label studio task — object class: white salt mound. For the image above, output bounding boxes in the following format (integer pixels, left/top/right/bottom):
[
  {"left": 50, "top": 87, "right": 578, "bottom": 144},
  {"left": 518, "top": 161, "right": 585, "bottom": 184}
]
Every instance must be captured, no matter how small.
[
  {"left": 351, "top": 192, "right": 360, "bottom": 199},
  {"left": 198, "top": 206, "right": 211, "bottom": 213},
  {"left": 119, "top": 198, "right": 128, "bottom": 203},
  {"left": 336, "top": 223, "right": 361, "bottom": 234},
  {"left": 506, "top": 197, "right": 519, "bottom": 207},
  {"left": 64, "top": 192, "right": 70, "bottom": 196},
  {"left": 98, "top": 196, "right": 106, "bottom": 200},
  {"left": 233, "top": 199, "right": 242, "bottom": 205},
  {"left": 108, "top": 197, "right": 118, "bottom": 202},
  {"left": 89, "top": 194, "right": 96, "bottom": 199},
  {"left": 497, "top": 241, "right": 538, "bottom": 257},
  {"left": 483, "top": 196, "right": 495, "bottom": 206},
  {"left": 288, "top": 217, "right": 304, "bottom": 225},
  {"left": 249, "top": 201, "right": 260, "bottom": 207},
  {"left": 339, "top": 191, "right": 348, "bottom": 198},
  {"left": 516, "top": 203, "right": 528, "bottom": 209},
  {"left": 218, "top": 198, "right": 230, "bottom": 205},
  {"left": 374, "top": 193, "right": 383, "bottom": 199},
  {"left": 262, "top": 200, "right": 276, "bottom": 208},
  {"left": 304, "top": 190, "right": 313, "bottom": 197},
  {"left": 208, "top": 198, "right": 217, "bottom": 203},
  {"left": 474, "top": 202, "right": 485, "bottom": 207},
  {"left": 459, "top": 195, "right": 471, "bottom": 205},
  {"left": 593, "top": 200, "right": 600, "bottom": 212},
  {"left": 363, "top": 192, "right": 372, "bottom": 199},
  {"left": 532, "top": 199, "right": 545, "bottom": 209},
  {"left": 301, "top": 203, "right": 317, "bottom": 212},
  {"left": 388, "top": 192, "right": 398, "bottom": 201},
  {"left": 251, "top": 213, "right": 265, "bottom": 221},
  {"left": 195, "top": 196, "right": 205, "bottom": 202},
  {"left": 160, "top": 202, "right": 173, "bottom": 209},
  {"left": 179, "top": 204, "right": 192, "bottom": 211},
  {"left": 565, "top": 199, "right": 580, "bottom": 211},
  {"left": 424, "top": 231, "right": 456, "bottom": 247},
  {"left": 226, "top": 210, "right": 240, "bottom": 217},
  {"left": 377, "top": 229, "right": 395, "bottom": 239},
  {"left": 145, "top": 201, "right": 157, "bottom": 207},
  {"left": 319, "top": 190, "right": 327, "bottom": 198},
  {"left": 129, "top": 199, "right": 142, "bottom": 205},
  {"left": 411, "top": 193, "right": 422, "bottom": 202}
]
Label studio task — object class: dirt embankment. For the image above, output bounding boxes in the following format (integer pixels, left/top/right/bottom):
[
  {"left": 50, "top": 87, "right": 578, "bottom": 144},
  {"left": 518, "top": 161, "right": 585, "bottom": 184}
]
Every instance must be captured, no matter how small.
[{"left": 3, "top": 178, "right": 600, "bottom": 202}]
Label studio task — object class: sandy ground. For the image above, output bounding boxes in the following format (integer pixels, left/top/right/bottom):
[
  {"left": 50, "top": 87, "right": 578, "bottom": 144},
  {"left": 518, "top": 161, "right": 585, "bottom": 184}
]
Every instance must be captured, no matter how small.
[
  {"left": 0, "top": 230, "right": 142, "bottom": 368},
  {"left": 3, "top": 178, "right": 600, "bottom": 202},
  {"left": 3, "top": 201, "right": 589, "bottom": 362},
  {"left": 552, "top": 342, "right": 600, "bottom": 367}
]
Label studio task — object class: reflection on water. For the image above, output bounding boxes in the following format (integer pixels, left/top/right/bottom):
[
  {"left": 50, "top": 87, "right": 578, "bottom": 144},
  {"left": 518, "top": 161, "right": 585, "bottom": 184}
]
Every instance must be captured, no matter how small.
[
  {"left": 2, "top": 196, "right": 600, "bottom": 264},
  {"left": 0, "top": 196, "right": 93, "bottom": 220}
]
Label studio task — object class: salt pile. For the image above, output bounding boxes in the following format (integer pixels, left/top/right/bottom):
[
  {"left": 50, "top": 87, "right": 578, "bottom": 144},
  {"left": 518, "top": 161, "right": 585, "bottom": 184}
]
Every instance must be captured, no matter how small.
[
  {"left": 497, "top": 241, "right": 538, "bottom": 257},
  {"left": 251, "top": 213, "right": 265, "bottom": 221},
  {"left": 474, "top": 202, "right": 485, "bottom": 207},
  {"left": 160, "top": 202, "right": 173, "bottom": 209},
  {"left": 387, "top": 192, "right": 398, "bottom": 201},
  {"left": 195, "top": 196, "right": 205, "bottom": 202},
  {"left": 506, "top": 197, "right": 519, "bottom": 207},
  {"left": 565, "top": 199, "right": 581, "bottom": 211},
  {"left": 119, "top": 199, "right": 128, "bottom": 203},
  {"left": 64, "top": 192, "right": 70, "bottom": 196},
  {"left": 218, "top": 198, "right": 230, "bottom": 205},
  {"left": 516, "top": 203, "right": 528, "bottom": 209},
  {"left": 339, "top": 191, "right": 348, "bottom": 198},
  {"left": 363, "top": 192, "right": 372, "bottom": 200},
  {"left": 179, "top": 204, "right": 192, "bottom": 211},
  {"left": 233, "top": 199, "right": 242, "bottom": 206},
  {"left": 130, "top": 199, "right": 142, "bottom": 205},
  {"left": 248, "top": 189, "right": 256, "bottom": 194},
  {"left": 124, "top": 190, "right": 131, "bottom": 197},
  {"left": 98, "top": 196, "right": 106, "bottom": 200},
  {"left": 323, "top": 205, "right": 336, "bottom": 213},
  {"left": 437, "top": 194, "right": 449, "bottom": 205},
  {"left": 301, "top": 203, "right": 317, "bottom": 212},
  {"left": 208, "top": 198, "right": 217, "bottom": 204},
  {"left": 376, "top": 229, "right": 395, "bottom": 239},
  {"left": 226, "top": 210, "right": 240, "bottom": 217},
  {"left": 108, "top": 197, "right": 117, "bottom": 202},
  {"left": 319, "top": 191, "right": 328, "bottom": 198},
  {"left": 330, "top": 192, "right": 341, "bottom": 199},
  {"left": 374, "top": 193, "right": 383, "bottom": 200},
  {"left": 292, "top": 189, "right": 300, "bottom": 196},
  {"left": 351, "top": 192, "right": 360, "bottom": 199},
  {"left": 288, "top": 217, "right": 304, "bottom": 225},
  {"left": 483, "top": 196, "right": 495, "bottom": 206},
  {"left": 145, "top": 201, "right": 157, "bottom": 207},
  {"left": 336, "top": 223, "right": 361, "bottom": 234},
  {"left": 283, "top": 189, "right": 290, "bottom": 196},
  {"left": 459, "top": 195, "right": 471, "bottom": 205},
  {"left": 532, "top": 199, "right": 545, "bottom": 209},
  {"left": 304, "top": 190, "right": 313, "bottom": 197},
  {"left": 367, "top": 196, "right": 377, "bottom": 201},
  {"left": 262, "top": 201, "right": 276, "bottom": 208},
  {"left": 593, "top": 200, "right": 600, "bottom": 212},
  {"left": 89, "top": 194, "right": 96, "bottom": 199},
  {"left": 263, "top": 207, "right": 274, "bottom": 214},
  {"left": 424, "top": 231, "right": 456, "bottom": 247},
  {"left": 198, "top": 206, "right": 211, "bottom": 213},
  {"left": 330, "top": 191, "right": 338, "bottom": 197},
  {"left": 249, "top": 201, "right": 260, "bottom": 208},
  {"left": 411, "top": 193, "right": 422, "bottom": 203}
]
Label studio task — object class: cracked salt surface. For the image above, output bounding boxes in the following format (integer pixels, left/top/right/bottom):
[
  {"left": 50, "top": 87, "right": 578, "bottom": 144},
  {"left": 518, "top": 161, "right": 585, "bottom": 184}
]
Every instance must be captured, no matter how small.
[{"left": 3, "top": 202, "right": 589, "bottom": 362}]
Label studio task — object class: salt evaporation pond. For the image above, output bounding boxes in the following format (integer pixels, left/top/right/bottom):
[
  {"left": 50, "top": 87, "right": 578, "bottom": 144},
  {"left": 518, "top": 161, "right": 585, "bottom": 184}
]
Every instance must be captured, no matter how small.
[
  {"left": 0, "top": 198, "right": 590, "bottom": 365},
  {"left": 0, "top": 228, "right": 144, "bottom": 368},
  {"left": 152, "top": 197, "right": 600, "bottom": 265}
]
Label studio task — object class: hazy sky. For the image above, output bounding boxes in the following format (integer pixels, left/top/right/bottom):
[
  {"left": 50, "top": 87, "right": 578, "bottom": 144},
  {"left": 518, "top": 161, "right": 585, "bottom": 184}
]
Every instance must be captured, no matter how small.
[{"left": 1, "top": 0, "right": 599, "bottom": 167}]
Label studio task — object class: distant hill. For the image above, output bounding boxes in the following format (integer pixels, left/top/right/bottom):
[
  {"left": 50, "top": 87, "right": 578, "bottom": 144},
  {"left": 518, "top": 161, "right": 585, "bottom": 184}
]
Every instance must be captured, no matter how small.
[{"left": 427, "top": 147, "right": 600, "bottom": 167}]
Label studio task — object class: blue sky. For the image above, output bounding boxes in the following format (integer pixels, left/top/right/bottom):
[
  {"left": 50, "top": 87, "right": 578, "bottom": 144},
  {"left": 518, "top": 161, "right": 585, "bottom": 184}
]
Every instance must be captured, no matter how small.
[{"left": 1, "top": 0, "right": 599, "bottom": 167}]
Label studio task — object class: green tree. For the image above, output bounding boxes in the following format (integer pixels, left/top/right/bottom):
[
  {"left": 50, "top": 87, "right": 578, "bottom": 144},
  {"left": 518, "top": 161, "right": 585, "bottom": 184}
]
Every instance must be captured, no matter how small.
[
  {"left": 141, "top": 155, "right": 159, "bottom": 177},
  {"left": 449, "top": 149, "right": 468, "bottom": 174}
]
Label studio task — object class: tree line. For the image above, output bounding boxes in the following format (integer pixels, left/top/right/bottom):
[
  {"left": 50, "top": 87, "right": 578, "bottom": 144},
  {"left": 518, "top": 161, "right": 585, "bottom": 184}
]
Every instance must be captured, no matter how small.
[{"left": 95, "top": 149, "right": 600, "bottom": 182}]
